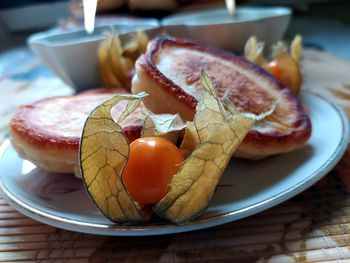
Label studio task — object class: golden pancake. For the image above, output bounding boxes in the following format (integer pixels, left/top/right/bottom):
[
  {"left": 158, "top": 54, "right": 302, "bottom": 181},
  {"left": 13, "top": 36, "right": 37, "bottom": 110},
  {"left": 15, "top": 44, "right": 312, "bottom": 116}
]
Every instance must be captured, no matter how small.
[
  {"left": 9, "top": 88, "right": 144, "bottom": 176},
  {"left": 132, "top": 37, "right": 312, "bottom": 159}
]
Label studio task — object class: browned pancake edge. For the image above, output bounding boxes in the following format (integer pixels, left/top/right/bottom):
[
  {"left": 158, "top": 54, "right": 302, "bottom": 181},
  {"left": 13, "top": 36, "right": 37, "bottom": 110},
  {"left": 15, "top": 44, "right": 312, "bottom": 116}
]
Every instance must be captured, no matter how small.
[{"left": 9, "top": 88, "right": 143, "bottom": 174}]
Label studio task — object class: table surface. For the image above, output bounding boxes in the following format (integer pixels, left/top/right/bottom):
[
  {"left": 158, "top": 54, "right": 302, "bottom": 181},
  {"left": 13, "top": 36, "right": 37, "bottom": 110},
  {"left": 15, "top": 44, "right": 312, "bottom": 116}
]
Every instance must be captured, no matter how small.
[{"left": 1, "top": 41, "right": 350, "bottom": 262}]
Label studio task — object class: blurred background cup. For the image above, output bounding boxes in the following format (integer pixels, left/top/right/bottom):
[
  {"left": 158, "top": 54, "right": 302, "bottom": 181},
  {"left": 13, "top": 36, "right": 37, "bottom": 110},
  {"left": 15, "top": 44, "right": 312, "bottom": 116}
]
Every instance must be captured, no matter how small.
[
  {"left": 161, "top": 6, "right": 291, "bottom": 53},
  {"left": 28, "top": 19, "right": 161, "bottom": 91}
]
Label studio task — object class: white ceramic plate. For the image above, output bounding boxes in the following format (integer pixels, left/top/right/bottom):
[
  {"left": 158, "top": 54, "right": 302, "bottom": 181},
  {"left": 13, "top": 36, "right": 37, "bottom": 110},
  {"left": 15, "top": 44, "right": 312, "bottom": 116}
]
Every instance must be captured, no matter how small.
[{"left": 0, "top": 92, "right": 348, "bottom": 236}]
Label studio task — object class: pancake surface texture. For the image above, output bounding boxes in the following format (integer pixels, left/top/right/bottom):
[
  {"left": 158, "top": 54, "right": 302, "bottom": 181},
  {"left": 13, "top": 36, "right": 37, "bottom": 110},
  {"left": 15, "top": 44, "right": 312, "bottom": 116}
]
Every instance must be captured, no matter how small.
[
  {"left": 132, "top": 37, "right": 312, "bottom": 159},
  {"left": 9, "top": 88, "right": 144, "bottom": 176}
]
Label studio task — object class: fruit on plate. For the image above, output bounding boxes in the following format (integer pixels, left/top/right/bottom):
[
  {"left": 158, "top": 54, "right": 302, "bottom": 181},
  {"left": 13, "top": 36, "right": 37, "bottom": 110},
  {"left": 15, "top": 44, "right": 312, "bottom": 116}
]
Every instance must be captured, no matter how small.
[
  {"left": 122, "top": 136, "right": 185, "bottom": 205},
  {"left": 244, "top": 35, "right": 303, "bottom": 96},
  {"left": 79, "top": 70, "right": 272, "bottom": 223}
]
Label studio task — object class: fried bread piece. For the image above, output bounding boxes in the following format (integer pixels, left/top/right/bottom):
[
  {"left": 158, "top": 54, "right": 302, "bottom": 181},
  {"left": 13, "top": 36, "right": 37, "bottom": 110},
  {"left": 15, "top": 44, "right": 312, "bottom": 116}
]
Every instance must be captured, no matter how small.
[
  {"left": 9, "top": 88, "right": 144, "bottom": 176},
  {"left": 132, "top": 37, "right": 311, "bottom": 159}
]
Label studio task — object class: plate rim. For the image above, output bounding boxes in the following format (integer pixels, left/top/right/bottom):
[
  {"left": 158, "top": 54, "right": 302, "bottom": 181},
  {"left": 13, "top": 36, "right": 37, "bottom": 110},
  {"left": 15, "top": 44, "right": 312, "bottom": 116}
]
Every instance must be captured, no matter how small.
[{"left": 0, "top": 91, "right": 349, "bottom": 236}]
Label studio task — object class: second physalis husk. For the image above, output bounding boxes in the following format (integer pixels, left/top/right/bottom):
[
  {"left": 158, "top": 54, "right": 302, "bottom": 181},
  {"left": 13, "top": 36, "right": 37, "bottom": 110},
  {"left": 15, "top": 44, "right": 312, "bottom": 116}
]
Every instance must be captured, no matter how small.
[{"left": 244, "top": 35, "right": 303, "bottom": 96}]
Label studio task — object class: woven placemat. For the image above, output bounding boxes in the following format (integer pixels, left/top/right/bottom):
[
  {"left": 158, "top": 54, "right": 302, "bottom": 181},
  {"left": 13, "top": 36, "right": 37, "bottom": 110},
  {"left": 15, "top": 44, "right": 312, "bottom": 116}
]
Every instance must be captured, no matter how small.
[
  {"left": 0, "top": 159, "right": 349, "bottom": 262},
  {"left": 0, "top": 48, "right": 349, "bottom": 262}
]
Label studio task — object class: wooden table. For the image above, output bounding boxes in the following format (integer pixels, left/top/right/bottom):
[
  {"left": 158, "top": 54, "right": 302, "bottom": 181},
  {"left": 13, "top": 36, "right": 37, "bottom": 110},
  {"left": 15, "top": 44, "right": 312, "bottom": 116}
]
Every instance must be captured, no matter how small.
[{"left": 1, "top": 47, "right": 350, "bottom": 262}]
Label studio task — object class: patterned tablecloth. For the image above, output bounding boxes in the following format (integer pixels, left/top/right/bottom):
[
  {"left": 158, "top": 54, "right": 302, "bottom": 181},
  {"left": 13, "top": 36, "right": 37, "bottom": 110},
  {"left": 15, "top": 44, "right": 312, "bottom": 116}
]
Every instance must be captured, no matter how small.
[{"left": 0, "top": 47, "right": 350, "bottom": 262}]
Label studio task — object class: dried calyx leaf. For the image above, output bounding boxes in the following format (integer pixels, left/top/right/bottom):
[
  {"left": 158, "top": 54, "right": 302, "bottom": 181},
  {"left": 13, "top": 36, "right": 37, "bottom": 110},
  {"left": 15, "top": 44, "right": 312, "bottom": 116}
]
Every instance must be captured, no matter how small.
[
  {"left": 244, "top": 36, "right": 268, "bottom": 69},
  {"left": 98, "top": 36, "right": 122, "bottom": 87},
  {"left": 79, "top": 92, "right": 148, "bottom": 223},
  {"left": 271, "top": 41, "right": 288, "bottom": 57},
  {"left": 153, "top": 70, "right": 257, "bottom": 223},
  {"left": 290, "top": 34, "right": 302, "bottom": 62},
  {"left": 223, "top": 97, "right": 278, "bottom": 121},
  {"left": 97, "top": 30, "right": 148, "bottom": 88},
  {"left": 123, "top": 31, "right": 149, "bottom": 62},
  {"left": 141, "top": 109, "right": 187, "bottom": 145},
  {"left": 141, "top": 109, "right": 186, "bottom": 135}
]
